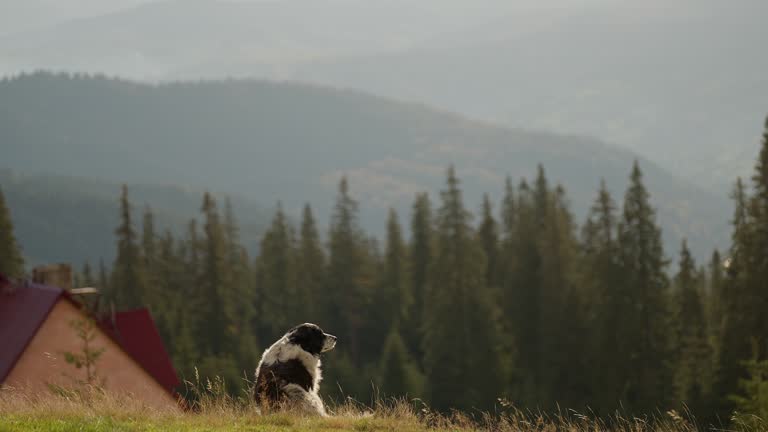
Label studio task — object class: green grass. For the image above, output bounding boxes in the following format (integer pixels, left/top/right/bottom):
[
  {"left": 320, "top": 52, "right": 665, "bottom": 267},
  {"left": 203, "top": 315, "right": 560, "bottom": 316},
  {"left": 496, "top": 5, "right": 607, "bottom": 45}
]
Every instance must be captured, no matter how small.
[
  {"left": 0, "top": 414, "right": 428, "bottom": 432},
  {"left": 2, "top": 384, "right": 766, "bottom": 432}
]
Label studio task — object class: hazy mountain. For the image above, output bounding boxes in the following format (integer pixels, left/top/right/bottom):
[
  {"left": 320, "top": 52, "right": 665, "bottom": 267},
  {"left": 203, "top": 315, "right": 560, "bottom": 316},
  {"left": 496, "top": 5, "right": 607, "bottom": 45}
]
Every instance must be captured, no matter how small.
[
  {"left": 1, "top": 1, "right": 763, "bottom": 186},
  {"left": 0, "top": 0, "right": 532, "bottom": 78},
  {"left": 281, "top": 0, "right": 768, "bottom": 187},
  {"left": 0, "top": 168, "right": 269, "bottom": 268},
  {"left": 1, "top": 72, "right": 731, "bottom": 261},
  {"left": 0, "top": 0, "right": 155, "bottom": 36}
]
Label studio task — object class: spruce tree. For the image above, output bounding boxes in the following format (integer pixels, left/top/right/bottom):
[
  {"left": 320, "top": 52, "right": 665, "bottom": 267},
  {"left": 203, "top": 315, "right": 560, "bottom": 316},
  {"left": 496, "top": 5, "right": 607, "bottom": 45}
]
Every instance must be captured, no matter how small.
[
  {"left": 222, "top": 197, "right": 241, "bottom": 259},
  {"left": 297, "top": 204, "right": 325, "bottom": 323},
  {"left": 183, "top": 218, "right": 203, "bottom": 300},
  {"left": 222, "top": 197, "right": 257, "bottom": 366},
  {"left": 533, "top": 164, "right": 549, "bottom": 220},
  {"left": 501, "top": 179, "right": 541, "bottom": 404},
  {"left": 111, "top": 185, "right": 147, "bottom": 309},
  {"left": 142, "top": 206, "right": 157, "bottom": 265},
  {"left": 141, "top": 206, "right": 161, "bottom": 308},
  {"left": 254, "top": 203, "right": 299, "bottom": 337},
  {"left": 581, "top": 180, "right": 626, "bottom": 413},
  {"left": 746, "top": 116, "right": 768, "bottom": 350},
  {"left": 406, "top": 192, "right": 433, "bottom": 359},
  {"left": 708, "top": 249, "right": 725, "bottom": 349},
  {"left": 199, "top": 192, "right": 236, "bottom": 356},
  {"left": 715, "top": 118, "right": 768, "bottom": 416},
  {"left": 381, "top": 208, "right": 411, "bottom": 326},
  {"left": 368, "top": 209, "right": 414, "bottom": 369},
  {"left": 712, "top": 178, "right": 754, "bottom": 417},
  {"left": 478, "top": 193, "right": 500, "bottom": 289},
  {"left": 151, "top": 230, "right": 180, "bottom": 345},
  {"left": 536, "top": 182, "right": 585, "bottom": 408},
  {"left": 497, "top": 176, "right": 519, "bottom": 396},
  {"left": 672, "top": 239, "right": 711, "bottom": 414},
  {"left": 0, "top": 186, "right": 24, "bottom": 277},
  {"left": 616, "top": 161, "right": 672, "bottom": 413},
  {"left": 327, "top": 177, "right": 371, "bottom": 363},
  {"left": 422, "top": 166, "right": 505, "bottom": 411},
  {"left": 377, "top": 325, "right": 424, "bottom": 398}
]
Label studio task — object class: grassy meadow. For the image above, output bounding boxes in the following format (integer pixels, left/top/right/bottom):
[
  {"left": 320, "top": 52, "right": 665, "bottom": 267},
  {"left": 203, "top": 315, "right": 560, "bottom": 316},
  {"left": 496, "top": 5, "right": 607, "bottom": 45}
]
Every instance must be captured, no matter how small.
[{"left": 2, "top": 385, "right": 765, "bottom": 432}]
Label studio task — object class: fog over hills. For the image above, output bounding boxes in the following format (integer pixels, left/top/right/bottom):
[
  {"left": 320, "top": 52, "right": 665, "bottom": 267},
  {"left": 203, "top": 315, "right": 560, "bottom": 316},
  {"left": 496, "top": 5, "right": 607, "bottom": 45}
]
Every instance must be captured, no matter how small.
[
  {"left": 1, "top": 73, "right": 730, "bottom": 264},
  {"left": 0, "top": 0, "right": 764, "bottom": 187}
]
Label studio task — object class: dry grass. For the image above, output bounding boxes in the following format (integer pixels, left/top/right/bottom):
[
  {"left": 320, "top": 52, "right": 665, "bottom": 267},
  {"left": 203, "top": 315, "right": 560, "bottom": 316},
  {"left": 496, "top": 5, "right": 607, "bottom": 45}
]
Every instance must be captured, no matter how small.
[{"left": 1, "top": 382, "right": 765, "bottom": 432}]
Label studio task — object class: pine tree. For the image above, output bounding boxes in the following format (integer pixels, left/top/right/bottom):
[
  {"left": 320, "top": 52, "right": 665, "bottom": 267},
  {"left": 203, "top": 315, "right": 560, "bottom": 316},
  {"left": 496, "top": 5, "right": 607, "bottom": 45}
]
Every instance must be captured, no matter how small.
[
  {"left": 672, "top": 239, "right": 711, "bottom": 414},
  {"left": 708, "top": 250, "right": 725, "bottom": 349},
  {"left": 327, "top": 177, "right": 371, "bottom": 363},
  {"left": 377, "top": 325, "right": 424, "bottom": 398},
  {"left": 111, "top": 185, "right": 147, "bottom": 309},
  {"left": 715, "top": 118, "right": 768, "bottom": 416},
  {"left": 368, "top": 209, "right": 414, "bottom": 369},
  {"left": 142, "top": 206, "right": 157, "bottom": 266},
  {"left": 254, "top": 203, "right": 299, "bottom": 337},
  {"left": 581, "top": 180, "right": 626, "bottom": 413},
  {"left": 183, "top": 218, "right": 203, "bottom": 298},
  {"left": 746, "top": 116, "right": 768, "bottom": 351},
  {"left": 297, "top": 204, "right": 325, "bottom": 323},
  {"left": 222, "top": 197, "right": 241, "bottom": 259},
  {"left": 199, "top": 192, "right": 236, "bottom": 356},
  {"left": 500, "top": 179, "right": 541, "bottom": 404},
  {"left": 151, "top": 230, "right": 179, "bottom": 343},
  {"left": 422, "top": 166, "right": 506, "bottom": 411},
  {"left": 712, "top": 178, "right": 754, "bottom": 417},
  {"left": 406, "top": 192, "right": 433, "bottom": 359},
  {"left": 141, "top": 206, "right": 161, "bottom": 308},
  {"left": 497, "top": 176, "right": 519, "bottom": 396},
  {"left": 533, "top": 164, "right": 549, "bottom": 220},
  {"left": 0, "top": 186, "right": 25, "bottom": 277},
  {"left": 616, "top": 161, "right": 672, "bottom": 413},
  {"left": 537, "top": 183, "right": 586, "bottom": 408},
  {"left": 381, "top": 208, "right": 411, "bottom": 326},
  {"left": 222, "top": 197, "right": 258, "bottom": 367},
  {"left": 478, "top": 193, "right": 500, "bottom": 289}
]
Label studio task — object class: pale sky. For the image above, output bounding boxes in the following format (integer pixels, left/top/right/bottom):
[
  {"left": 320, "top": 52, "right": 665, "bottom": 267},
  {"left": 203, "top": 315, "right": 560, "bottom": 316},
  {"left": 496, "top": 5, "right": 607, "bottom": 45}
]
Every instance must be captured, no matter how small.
[{"left": 0, "top": 0, "right": 606, "bottom": 36}]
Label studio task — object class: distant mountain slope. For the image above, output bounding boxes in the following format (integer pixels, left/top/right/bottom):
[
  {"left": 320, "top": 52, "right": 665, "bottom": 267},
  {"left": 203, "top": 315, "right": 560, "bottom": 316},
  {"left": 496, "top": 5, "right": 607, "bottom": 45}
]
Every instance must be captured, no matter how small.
[
  {"left": 284, "top": 0, "right": 768, "bottom": 186},
  {"left": 1, "top": 0, "right": 762, "bottom": 187},
  {"left": 0, "top": 169, "right": 268, "bottom": 268},
  {"left": 1, "top": 72, "right": 730, "bottom": 259}
]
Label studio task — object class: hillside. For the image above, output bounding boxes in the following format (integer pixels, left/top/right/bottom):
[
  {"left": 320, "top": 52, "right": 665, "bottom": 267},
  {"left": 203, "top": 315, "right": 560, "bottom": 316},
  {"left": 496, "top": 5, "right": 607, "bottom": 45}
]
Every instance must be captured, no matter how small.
[
  {"left": 0, "top": 169, "right": 268, "bottom": 268},
  {"left": 284, "top": 0, "right": 768, "bottom": 186},
  {"left": 0, "top": 72, "right": 729, "bottom": 259},
  {"left": 1, "top": 0, "right": 764, "bottom": 187}
]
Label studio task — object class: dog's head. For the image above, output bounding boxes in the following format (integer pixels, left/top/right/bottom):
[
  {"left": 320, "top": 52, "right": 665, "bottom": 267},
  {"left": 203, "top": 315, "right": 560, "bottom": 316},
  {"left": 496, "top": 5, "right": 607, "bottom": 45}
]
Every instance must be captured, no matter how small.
[{"left": 287, "top": 323, "right": 337, "bottom": 356}]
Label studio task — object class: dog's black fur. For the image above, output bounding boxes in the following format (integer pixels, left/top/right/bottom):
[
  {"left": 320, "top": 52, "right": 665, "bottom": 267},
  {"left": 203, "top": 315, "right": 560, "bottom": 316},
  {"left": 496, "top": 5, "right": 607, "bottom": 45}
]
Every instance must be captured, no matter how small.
[
  {"left": 253, "top": 323, "right": 336, "bottom": 415},
  {"left": 254, "top": 359, "right": 313, "bottom": 400}
]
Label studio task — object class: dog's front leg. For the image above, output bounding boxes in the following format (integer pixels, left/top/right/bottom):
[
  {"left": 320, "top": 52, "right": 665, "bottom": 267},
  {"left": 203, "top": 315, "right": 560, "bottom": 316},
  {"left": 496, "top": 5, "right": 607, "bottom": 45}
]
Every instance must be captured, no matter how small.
[{"left": 281, "top": 384, "right": 328, "bottom": 417}]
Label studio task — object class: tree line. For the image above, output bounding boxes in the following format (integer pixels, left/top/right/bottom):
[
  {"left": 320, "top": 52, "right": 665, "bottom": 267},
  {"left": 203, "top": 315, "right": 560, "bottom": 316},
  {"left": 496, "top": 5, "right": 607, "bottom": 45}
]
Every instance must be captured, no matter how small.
[{"left": 1, "top": 117, "right": 768, "bottom": 426}]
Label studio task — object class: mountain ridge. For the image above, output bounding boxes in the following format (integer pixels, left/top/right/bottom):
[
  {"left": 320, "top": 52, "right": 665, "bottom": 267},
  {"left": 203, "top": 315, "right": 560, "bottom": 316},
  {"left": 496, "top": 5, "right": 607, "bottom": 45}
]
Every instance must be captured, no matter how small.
[{"left": 0, "top": 72, "right": 730, "bottom": 261}]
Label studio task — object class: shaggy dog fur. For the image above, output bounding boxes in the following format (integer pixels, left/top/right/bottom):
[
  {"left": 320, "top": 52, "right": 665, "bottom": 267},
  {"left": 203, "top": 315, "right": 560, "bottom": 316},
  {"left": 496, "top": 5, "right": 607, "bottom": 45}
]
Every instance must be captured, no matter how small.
[{"left": 253, "top": 323, "right": 337, "bottom": 416}]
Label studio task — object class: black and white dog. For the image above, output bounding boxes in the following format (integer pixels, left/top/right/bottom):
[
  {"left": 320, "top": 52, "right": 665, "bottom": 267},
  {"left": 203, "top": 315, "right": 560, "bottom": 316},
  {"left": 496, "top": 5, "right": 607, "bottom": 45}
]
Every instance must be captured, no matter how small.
[{"left": 254, "top": 323, "right": 337, "bottom": 416}]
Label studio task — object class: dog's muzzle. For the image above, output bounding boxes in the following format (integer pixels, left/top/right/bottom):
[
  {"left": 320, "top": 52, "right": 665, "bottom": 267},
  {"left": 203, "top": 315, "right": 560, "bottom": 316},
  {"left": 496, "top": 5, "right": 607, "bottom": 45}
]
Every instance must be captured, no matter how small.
[{"left": 322, "top": 334, "right": 337, "bottom": 352}]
